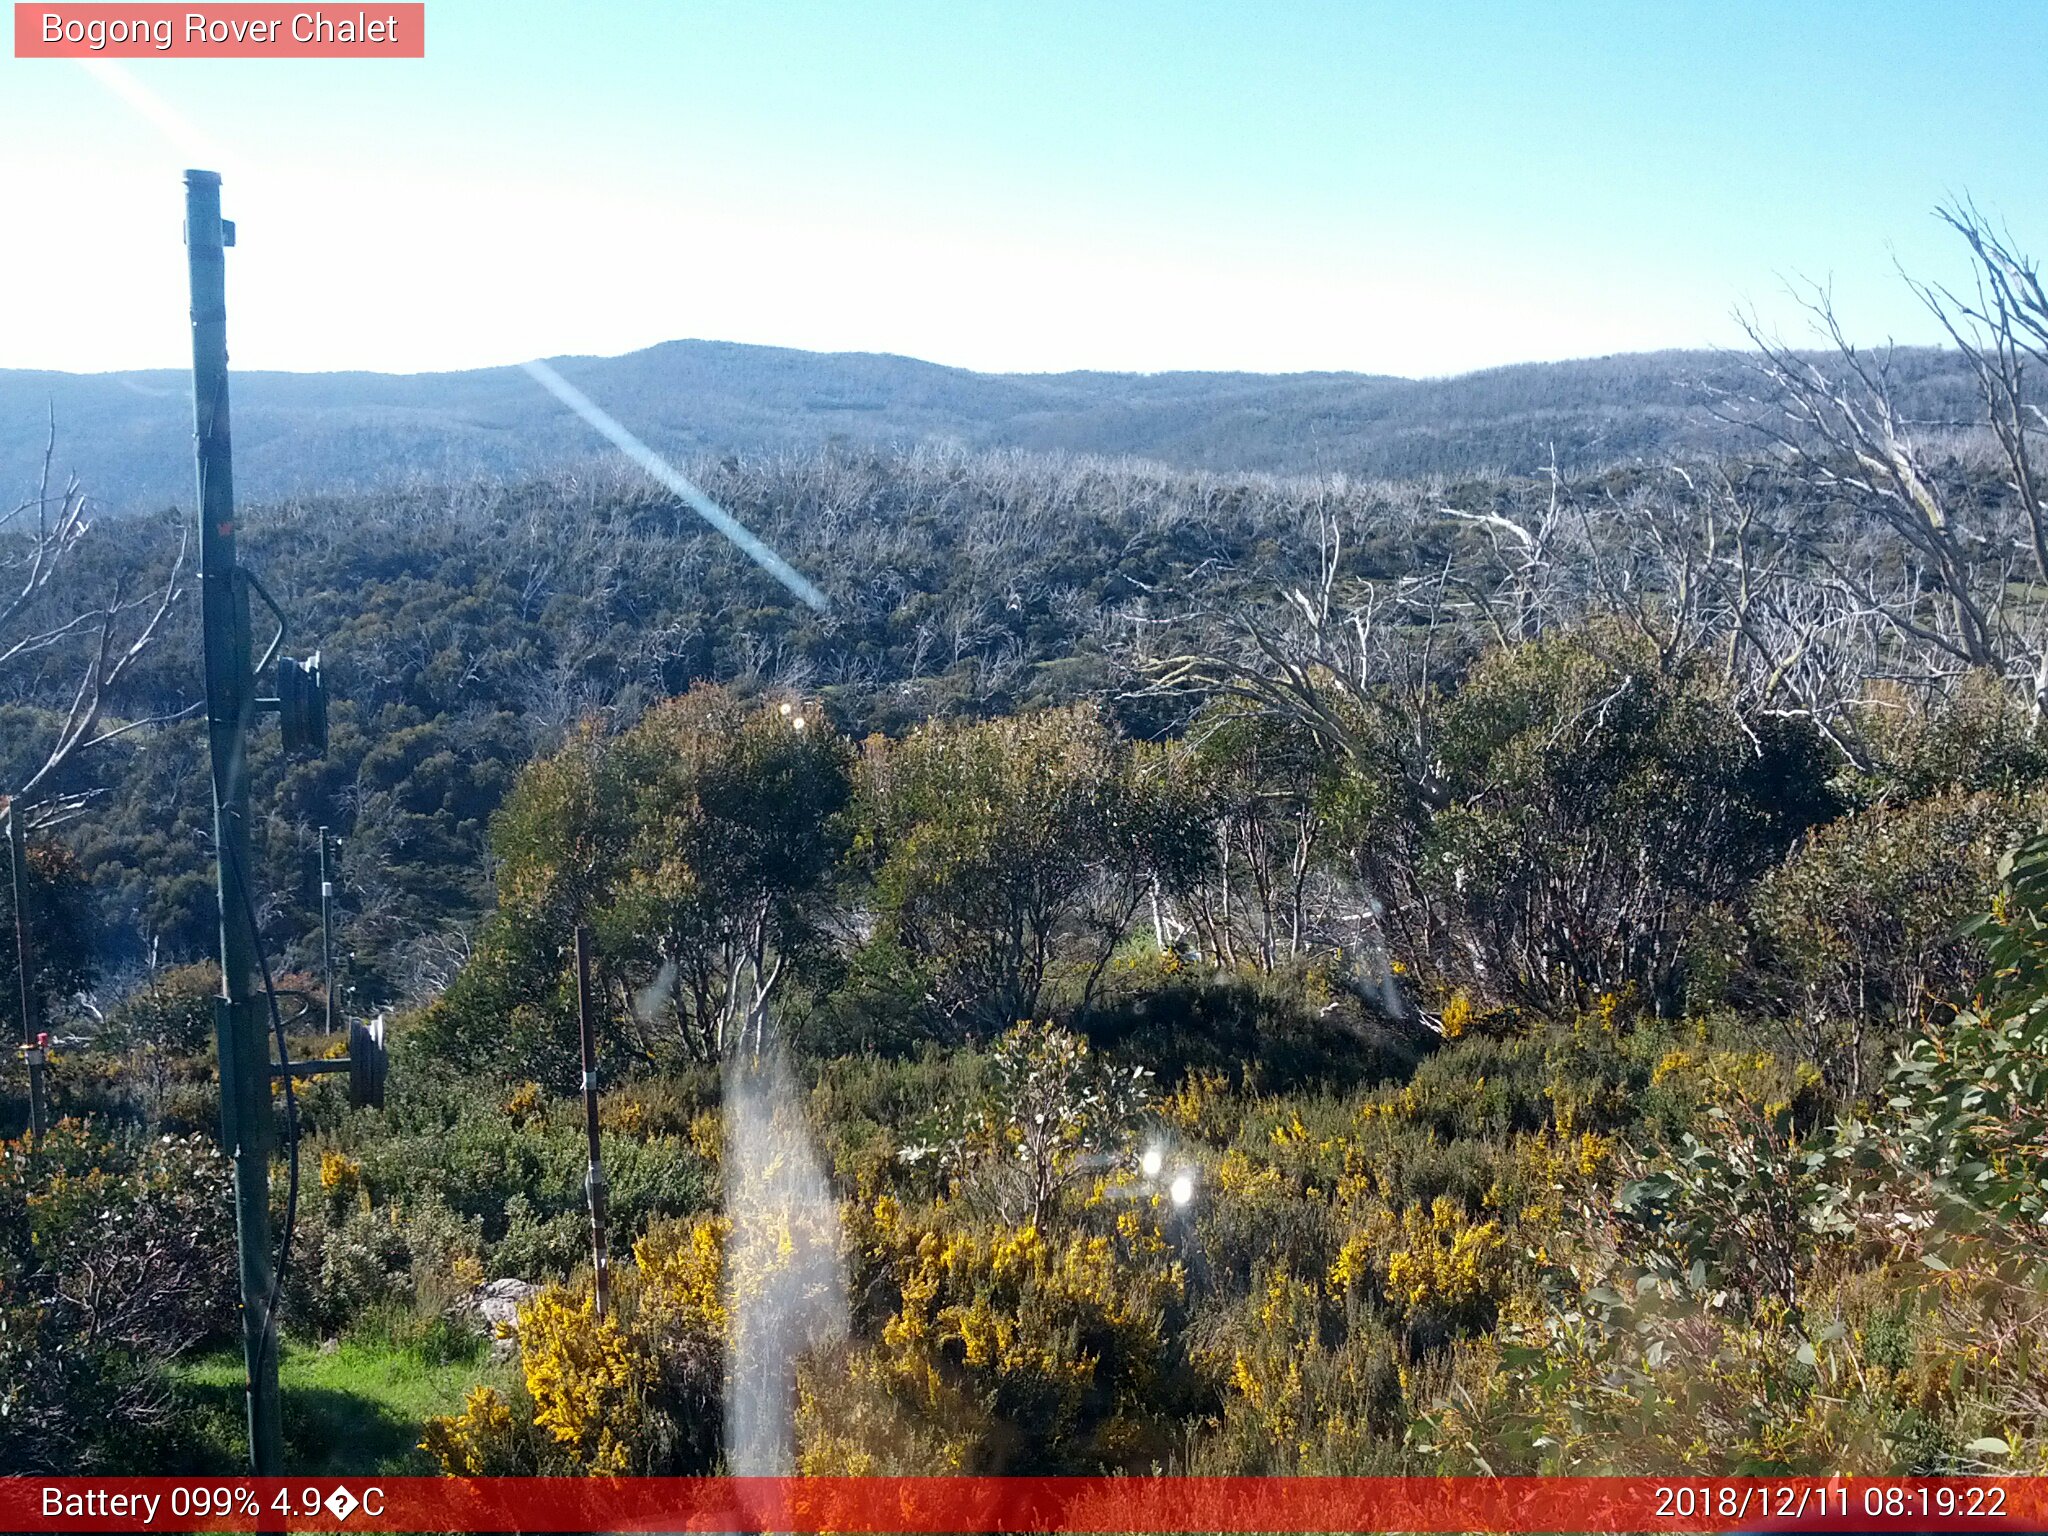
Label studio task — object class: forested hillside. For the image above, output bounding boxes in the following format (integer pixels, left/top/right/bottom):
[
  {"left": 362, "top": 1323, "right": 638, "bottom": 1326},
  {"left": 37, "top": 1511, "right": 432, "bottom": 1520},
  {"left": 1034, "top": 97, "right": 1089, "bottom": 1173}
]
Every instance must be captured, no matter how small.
[
  {"left": 7, "top": 446, "right": 1394, "bottom": 999},
  {"left": 0, "top": 339, "right": 1994, "bottom": 511},
  {"left": 4, "top": 212, "right": 2048, "bottom": 1482}
]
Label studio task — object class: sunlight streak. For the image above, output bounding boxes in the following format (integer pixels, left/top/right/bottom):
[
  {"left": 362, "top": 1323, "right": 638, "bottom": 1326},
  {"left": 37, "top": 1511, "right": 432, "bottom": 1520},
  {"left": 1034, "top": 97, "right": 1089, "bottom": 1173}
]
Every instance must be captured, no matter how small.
[
  {"left": 520, "top": 359, "right": 828, "bottom": 613},
  {"left": 75, "top": 59, "right": 230, "bottom": 169}
]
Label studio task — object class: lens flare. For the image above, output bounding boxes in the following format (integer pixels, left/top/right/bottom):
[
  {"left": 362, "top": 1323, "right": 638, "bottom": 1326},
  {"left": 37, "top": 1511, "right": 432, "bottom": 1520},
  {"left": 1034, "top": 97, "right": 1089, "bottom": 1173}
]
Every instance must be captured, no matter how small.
[{"left": 520, "top": 358, "right": 828, "bottom": 612}]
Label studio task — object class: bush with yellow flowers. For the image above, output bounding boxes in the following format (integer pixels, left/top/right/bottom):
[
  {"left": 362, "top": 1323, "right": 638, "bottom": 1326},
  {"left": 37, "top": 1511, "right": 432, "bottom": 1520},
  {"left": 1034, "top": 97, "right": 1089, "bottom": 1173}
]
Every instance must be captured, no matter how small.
[
  {"left": 422, "top": 1215, "right": 726, "bottom": 1476},
  {"left": 1193, "top": 1262, "right": 1407, "bottom": 1474},
  {"left": 318, "top": 1148, "right": 366, "bottom": 1212},
  {"left": 419, "top": 1382, "right": 533, "bottom": 1475},
  {"left": 421, "top": 1283, "right": 656, "bottom": 1475},
  {"left": 802, "top": 1200, "right": 1191, "bottom": 1473},
  {"left": 1329, "top": 1195, "right": 1510, "bottom": 1338},
  {"left": 405, "top": 826, "right": 2048, "bottom": 1482}
]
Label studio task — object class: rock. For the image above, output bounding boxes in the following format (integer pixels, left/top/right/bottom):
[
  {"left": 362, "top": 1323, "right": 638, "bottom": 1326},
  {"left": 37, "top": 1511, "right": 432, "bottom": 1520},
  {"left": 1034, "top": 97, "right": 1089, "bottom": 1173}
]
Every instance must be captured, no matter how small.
[{"left": 469, "top": 1278, "right": 540, "bottom": 1359}]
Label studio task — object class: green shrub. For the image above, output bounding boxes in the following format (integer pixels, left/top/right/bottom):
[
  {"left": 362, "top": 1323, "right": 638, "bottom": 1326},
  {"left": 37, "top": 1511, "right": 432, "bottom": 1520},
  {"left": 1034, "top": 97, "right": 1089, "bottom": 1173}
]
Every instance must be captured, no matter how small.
[
  {"left": 1417, "top": 625, "right": 1839, "bottom": 1016},
  {"left": 1851, "top": 672, "right": 2048, "bottom": 803},
  {"left": 0, "top": 1123, "right": 236, "bottom": 1471},
  {"left": 1743, "top": 791, "right": 2033, "bottom": 1096}
]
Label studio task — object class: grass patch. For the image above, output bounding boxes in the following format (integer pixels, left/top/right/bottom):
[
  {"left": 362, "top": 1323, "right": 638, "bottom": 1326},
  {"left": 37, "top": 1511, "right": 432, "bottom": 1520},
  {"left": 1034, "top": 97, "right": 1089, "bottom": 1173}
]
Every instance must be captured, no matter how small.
[{"left": 165, "top": 1337, "right": 513, "bottom": 1475}]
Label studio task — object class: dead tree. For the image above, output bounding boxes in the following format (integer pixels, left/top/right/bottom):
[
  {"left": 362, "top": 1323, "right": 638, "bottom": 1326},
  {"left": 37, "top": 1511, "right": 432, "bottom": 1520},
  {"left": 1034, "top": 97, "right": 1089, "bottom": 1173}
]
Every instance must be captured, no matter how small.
[
  {"left": 3, "top": 416, "right": 191, "bottom": 829},
  {"left": 1720, "top": 207, "right": 2048, "bottom": 721},
  {"left": 1731, "top": 295, "right": 2002, "bottom": 667},
  {"left": 1910, "top": 201, "right": 2048, "bottom": 716}
]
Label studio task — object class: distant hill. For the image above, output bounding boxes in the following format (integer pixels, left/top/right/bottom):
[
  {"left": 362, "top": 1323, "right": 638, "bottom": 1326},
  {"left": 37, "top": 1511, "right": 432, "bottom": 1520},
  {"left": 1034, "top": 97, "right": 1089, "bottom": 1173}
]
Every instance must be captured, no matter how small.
[{"left": 0, "top": 338, "right": 1984, "bottom": 509}]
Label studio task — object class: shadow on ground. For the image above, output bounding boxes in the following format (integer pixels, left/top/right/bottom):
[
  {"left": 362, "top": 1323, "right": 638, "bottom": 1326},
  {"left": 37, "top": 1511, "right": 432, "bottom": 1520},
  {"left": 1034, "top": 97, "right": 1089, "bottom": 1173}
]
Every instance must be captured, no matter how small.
[{"left": 163, "top": 1374, "right": 439, "bottom": 1476}]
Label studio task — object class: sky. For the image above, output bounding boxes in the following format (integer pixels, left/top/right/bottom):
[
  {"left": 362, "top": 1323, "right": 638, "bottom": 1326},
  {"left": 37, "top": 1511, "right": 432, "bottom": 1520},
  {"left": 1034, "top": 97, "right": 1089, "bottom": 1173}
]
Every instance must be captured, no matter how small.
[{"left": 2, "top": 1, "right": 2045, "bottom": 379}]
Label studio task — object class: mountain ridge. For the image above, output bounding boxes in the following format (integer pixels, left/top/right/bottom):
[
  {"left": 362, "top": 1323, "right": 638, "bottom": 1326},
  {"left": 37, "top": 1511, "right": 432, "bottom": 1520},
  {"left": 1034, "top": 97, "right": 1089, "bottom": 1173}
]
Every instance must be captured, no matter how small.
[{"left": 0, "top": 336, "right": 1979, "bottom": 510}]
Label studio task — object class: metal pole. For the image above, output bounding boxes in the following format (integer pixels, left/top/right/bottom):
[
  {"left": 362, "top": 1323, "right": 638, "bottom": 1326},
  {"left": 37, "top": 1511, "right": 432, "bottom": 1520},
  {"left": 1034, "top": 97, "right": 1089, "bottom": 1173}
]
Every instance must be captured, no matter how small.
[
  {"left": 186, "top": 167, "right": 283, "bottom": 1476},
  {"left": 574, "top": 926, "right": 609, "bottom": 1318},
  {"left": 4, "top": 802, "right": 47, "bottom": 1151},
  {"left": 318, "top": 827, "right": 334, "bottom": 1036}
]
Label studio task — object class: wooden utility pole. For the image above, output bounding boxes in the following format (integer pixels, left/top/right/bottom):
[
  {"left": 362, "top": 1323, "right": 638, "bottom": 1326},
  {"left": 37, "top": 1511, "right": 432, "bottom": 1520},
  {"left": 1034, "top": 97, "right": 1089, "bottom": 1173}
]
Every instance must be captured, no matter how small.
[
  {"left": 318, "top": 827, "right": 335, "bottom": 1035},
  {"left": 574, "top": 926, "right": 610, "bottom": 1318},
  {"left": 4, "top": 799, "right": 47, "bottom": 1150},
  {"left": 186, "top": 167, "right": 284, "bottom": 1475},
  {"left": 181, "top": 166, "right": 347, "bottom": 1476}
]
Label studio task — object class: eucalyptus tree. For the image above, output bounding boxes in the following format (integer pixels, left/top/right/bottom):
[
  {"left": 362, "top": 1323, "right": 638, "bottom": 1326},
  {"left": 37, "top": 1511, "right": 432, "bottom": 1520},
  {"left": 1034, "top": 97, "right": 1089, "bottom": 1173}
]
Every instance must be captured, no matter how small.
[
  {"left": 855, "top": 704, "right": 1205, "bottom": 1036},
  {"left": 425, "top": 684, "right": 854, "bottom": 1077}
]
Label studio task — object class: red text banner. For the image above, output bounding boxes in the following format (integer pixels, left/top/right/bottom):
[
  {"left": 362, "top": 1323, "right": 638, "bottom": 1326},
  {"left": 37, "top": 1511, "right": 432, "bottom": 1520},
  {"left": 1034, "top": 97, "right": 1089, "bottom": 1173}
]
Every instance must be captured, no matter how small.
[
  {"left": 6, "top": 1476, "right": 2048, "bottom": 1534},
  {"left": 14, "top": 4, "right": 424, "bottom": 58}
]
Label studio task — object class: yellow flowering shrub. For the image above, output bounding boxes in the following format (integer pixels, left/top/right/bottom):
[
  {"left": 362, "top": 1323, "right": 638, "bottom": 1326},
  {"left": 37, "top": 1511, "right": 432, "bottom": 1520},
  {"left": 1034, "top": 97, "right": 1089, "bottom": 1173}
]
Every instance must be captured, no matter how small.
[
  {"left": 1195, "top": 1263, "right": 1406, "bottom": 1473},
  {"left": 318, "top": 1149, "right": 363, "bottom": 1200},
  {"left": 633, "top": 1215, "right": 728, "bottom": 1337},
  {"left": 823, "top": 1208, "right": 1187, "bottom": 1471},
  {"left": 1160, "top": 1068, "right": 1232, "bottom": 1138},
  {"left": 1479, "top": 1129, "right": 1616, "bottom": 1225},
  {"left": 422, "top": 1217, "right": 731, "bottom": 1477},
  {"left": 517, "top": 1286, "right": 656, "bottom": 1473},
  {"left": 1240, "top": 1097, "right": 1377, "bottom": 1195},
  {"left": 420, "top": 1385, "right": 531, "bottom": 1475},
  {"left": 1221, "top": 1268, "right": 1321, "bottom": 1435},
  {"left": 796, "top": 1342, "right": 982, "bottom": 1475},
  {"left": 1441, "top": 990, "right": 1474, "bottom": 1039},
  {"left": 688, "top": 1109, "right": 724, "bottom": 1167},
  {"left": 1648, "top": 1046, "right": 1820, "bottom": 1120},
  {"left": 598, "top": 1095, "right": 648, "bottom": 1136},
  {"left": 1213, "top": 1148, "right": 1286, "bottom": 1200},
  {"left": 1330, "top": 1196, "right": 1508, "bottom": 1333},
  {"left": 421, "top": 1284, "right": 656, "bottom": 1476},
  {"left": 1383, "top": 1199, "right": 1508, "bottom": 1324},
  {"left": 1109, "top": 945, "right": 1186, "bottom": 980}
]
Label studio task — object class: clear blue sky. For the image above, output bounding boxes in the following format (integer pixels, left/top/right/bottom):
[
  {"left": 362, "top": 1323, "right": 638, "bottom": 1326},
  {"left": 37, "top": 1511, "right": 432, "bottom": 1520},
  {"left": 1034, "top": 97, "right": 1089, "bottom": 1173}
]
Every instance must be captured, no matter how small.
[{"left": 4, "top": 1, "right": 2043, "bottom": 376}]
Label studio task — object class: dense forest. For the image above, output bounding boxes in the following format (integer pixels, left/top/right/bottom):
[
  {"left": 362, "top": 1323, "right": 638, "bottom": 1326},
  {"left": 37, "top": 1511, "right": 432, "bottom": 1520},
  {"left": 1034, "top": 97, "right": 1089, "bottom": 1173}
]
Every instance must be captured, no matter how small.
[{"left": 4, "top": 209, "right": 2048, "bottom": 1481}]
